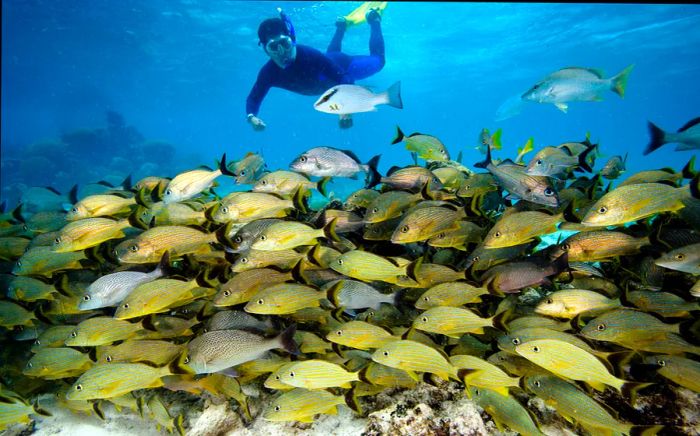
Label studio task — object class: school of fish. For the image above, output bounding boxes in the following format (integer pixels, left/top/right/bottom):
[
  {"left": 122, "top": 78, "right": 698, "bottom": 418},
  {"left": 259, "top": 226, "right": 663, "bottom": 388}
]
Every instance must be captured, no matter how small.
[{"left": 1, "top": 117, "right": 700, "bottom": 434}]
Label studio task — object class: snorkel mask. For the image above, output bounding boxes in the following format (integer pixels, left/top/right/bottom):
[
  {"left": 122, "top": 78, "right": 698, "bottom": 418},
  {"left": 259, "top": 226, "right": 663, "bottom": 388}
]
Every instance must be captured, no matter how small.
[{"left": 259, "top": 8, "right": 297, "bottom": 68}]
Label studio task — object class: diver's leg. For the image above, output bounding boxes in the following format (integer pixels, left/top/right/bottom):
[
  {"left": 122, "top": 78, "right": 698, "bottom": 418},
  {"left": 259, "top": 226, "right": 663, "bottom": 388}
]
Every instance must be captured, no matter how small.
[
  {"left": 327, "top": 18, "right": 347, "bottom": 53},
  {"left": 343, "top": 11, "right": 385, "bottom": 81}
]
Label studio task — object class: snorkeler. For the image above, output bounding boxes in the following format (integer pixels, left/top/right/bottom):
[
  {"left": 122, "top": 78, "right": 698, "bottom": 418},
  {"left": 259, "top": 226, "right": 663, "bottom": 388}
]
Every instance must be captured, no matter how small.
[{"left": 246, "top": 7, "right": 385, "bottom": 130}]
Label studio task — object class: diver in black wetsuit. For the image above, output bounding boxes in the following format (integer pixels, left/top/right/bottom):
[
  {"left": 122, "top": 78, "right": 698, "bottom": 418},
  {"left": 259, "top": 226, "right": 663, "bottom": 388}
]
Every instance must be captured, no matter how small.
[{"left": 246, "top": 8, "right": 385, "bottom": 130}]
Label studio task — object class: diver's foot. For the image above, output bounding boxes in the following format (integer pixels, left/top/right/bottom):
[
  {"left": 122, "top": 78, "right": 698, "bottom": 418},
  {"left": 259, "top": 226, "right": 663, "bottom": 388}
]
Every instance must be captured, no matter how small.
[
  {"left": 339, "top": 114, "right": 353, "bottom": 129},
  {"left": 366, "top": 8, "right": 381, "bottom": 24},
  {"left": 336, "top": 16, "right": 348, "bottom": 31}
]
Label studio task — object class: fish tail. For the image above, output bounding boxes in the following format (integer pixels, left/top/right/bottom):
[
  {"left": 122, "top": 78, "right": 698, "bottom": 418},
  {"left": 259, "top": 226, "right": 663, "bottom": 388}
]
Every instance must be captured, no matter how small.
[
  {"left": 219, "top": 153, "right": 235, "bottom": 177},
  {"left": 391, "top": 126, "right": 405, "bottom": 144},
  {"left": 292, "top": 187, "right": 309, "bottom": 214},
  {"left": 322, "top": 217, "right": 341, "bottom": 242},
  {"left": 384, "top": 81, "right": 403, "bottom": 109},
  {"left": 344, "top": 388, "right": 363, "bottom": 415},
  {"left": 491, "top": 128, "right": 503, "bottom": 150},
  {"left": 317, "top": 176, "right": 332, "bottom": 197},
  {"left": 610, "top": 64, "right": 634, "bottom": 98},
  {"left": 175, "top": 414, "right": 186, "bottom": 436},
  {"left": 278, "top": 324, "right": 301, "bottom": 356},
  {"left": 682, "top": 155, "right": 697, "bottom": 179},
  {"left": 577, "top": 141, "right": 597, "bottom": 173},
  {"left": 93, "top": 401, "right": 106, "bottom": 420},
  {"left": 364, "top": 154, "right": 382, "bottom": 189},
  {"left": 644, "top": 121, "right": 667, "bottom": 155},
  {"left": 474, "top": 139, "right": 492, "bottom": 169},
  {"left": 690, "top": 172, "right": 700, "bottom": 200},
  {"left": 622, "top": 381, "right": 653, "bottom": 405}
]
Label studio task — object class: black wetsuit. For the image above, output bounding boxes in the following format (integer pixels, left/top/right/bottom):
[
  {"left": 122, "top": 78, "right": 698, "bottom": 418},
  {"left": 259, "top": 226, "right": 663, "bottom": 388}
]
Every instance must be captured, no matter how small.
[{"left": 246, "top": 20, "right": 385, "bottom": 116}]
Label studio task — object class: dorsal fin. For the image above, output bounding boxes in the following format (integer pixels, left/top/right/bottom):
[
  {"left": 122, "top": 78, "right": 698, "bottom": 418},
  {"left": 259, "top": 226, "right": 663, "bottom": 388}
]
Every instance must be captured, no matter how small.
[
  {"left": 678, "top": 116, "right": 700, "bottom": 132},
  {"left": 340, "top": 149, "right": 362, "bottom": 163}
]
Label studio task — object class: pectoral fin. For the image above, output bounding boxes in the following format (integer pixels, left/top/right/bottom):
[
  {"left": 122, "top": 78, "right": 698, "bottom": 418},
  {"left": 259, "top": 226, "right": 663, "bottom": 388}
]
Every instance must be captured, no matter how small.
[{"left": 554, "top": 103, "right": 569, "bottom": 113}]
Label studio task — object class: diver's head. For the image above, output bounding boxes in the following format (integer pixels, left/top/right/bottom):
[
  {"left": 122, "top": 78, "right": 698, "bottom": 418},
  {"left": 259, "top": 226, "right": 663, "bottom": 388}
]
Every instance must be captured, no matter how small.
[{"left": 258, "top": 18, "right": 297, "bottom": 68}]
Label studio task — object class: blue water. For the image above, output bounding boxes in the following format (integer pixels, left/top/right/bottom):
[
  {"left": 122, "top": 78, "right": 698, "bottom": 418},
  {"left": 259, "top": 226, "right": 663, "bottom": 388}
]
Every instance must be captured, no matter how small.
[{"left": 2, "top": 1, "right": 700, "bottom": 205}]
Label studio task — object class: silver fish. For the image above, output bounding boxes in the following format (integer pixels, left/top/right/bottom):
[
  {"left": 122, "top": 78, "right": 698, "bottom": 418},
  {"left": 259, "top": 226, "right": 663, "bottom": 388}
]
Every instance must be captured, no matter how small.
[
  {"left": 522, "top": 65, "right": 634, "bottom": 113},
  {"left": 314, "top": 81, "right": 402, "bottom": 115},
  {"left": 290, "top": 147, "right": 381, "bottom": 188}
]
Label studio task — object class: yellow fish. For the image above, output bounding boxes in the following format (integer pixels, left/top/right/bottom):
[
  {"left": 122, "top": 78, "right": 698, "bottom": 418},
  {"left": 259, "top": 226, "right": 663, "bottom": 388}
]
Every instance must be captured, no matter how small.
[
  {"left": 413, "top": 306, "right": 494, "bottom": 338},
  {"left": 371, "top": 339, "right": 458, "bottom": 381},
  {"left": 66, "top": 363, "right": 173, "bottom": 400},
  {"left": 325, "top": 321, "right": 396, "bottom": 350},
  {"left": 277, "top": 360, "right": 360, "bottom": 389},
  {"left": 52, "top": 217, "right": 133, "bottom": 252},
  {"left": 244, "top": 283, "right": 324, "bottom": 315},
  {"left": 263, "top": 388, "right": 346, "bottom": 423}
]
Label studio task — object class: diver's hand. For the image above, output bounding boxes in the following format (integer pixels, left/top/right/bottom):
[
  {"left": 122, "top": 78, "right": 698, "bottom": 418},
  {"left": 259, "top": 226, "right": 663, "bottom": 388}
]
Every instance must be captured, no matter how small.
[
  {"left": 247, "top": 114, "right": 266, "bottom": 131},
  {"left": 339, "top": 114, "right": 353, "bottom": 129}
]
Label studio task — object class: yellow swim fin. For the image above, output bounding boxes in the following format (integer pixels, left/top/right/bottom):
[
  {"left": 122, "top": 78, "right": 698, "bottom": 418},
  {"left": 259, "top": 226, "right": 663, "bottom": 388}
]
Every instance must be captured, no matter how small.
[{"left": 344, "top": 2, "right": 388, "bottom": 26}]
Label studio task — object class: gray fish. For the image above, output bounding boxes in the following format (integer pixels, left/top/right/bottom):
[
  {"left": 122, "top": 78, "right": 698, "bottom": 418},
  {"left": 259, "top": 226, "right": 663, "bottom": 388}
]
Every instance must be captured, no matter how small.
[
  {"left": 227, "top": 218, "right": 284, "bottom": 253},
  {"left": 322, "top": 279, "right": 397, "bottom": 311},
  {"left": 600, "top": 153, "right": 628, "bottom": 180},
  {"left": 205, "top": 310, "right": 275, "bottom": 334},
  {"left": 522, "top": 65, "right": 634, "bottom": 113},
  {"left": 525, "top": 142, "right": 595, "bottom": 177},
  {"left": 480, "top": 252, "right": 569, "bottom": 294},
  {"left": 78, "top": 253, "right": 167, "bottom": 311},
  {"left": 475, "top": 142, "right": 559, "bottom": 207},
  {"left": 185, "top": 325, "right": 299, "bottom": 374},
  {"left": 289, "top": 147, "right": 381, "bottom": 188},
  {"left": 644, "top": 117, "right": 700, "bottom": 155},
  {"left": 654, "top": 242, "right": 700, "bottom": 274},
  {"left": 314, "top": 81, "right": 402, "bottom": 115}
]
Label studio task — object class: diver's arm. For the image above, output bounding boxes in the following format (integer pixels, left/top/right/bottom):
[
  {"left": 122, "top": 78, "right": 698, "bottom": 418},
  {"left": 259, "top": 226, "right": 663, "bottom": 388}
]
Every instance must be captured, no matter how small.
[{"left": 246, "top": 71, "right": 272, "bottom": 130}]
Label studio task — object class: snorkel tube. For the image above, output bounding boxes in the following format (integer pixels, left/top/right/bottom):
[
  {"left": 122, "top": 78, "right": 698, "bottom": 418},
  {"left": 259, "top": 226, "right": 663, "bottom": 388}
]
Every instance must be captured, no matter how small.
[{"left": 277, "top": 7, "right": 296, "bottom": 43}]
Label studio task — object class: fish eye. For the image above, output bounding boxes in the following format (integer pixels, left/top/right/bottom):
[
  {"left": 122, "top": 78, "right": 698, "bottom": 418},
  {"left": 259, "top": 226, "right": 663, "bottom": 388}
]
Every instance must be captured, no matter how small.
[
  {"left": 26, "top": 362, "right": 33, "bottom": 368},
  {"left": 336, "top": 330, "right": 342, "bottom": 336},
  {"left": 401, "top": 225, "right": 409, "bottom": 233},
  {"left": 71, "top": 207, "right": 78, "bottom": 213},
  {"left": 534, "top": 380, "right": 541, "bottom": 388},
  {"left": 275, "top": 375, "right": 280, "bottom": 380},
  {"left": 289, "top": 371, "right": 295, "bottom": 377},
  {"left": 123, "top": 303, "right": 130, "bottom": 309},
  {"left": 657, "top": 359, "right": 666, "bottom": 366},
  {"left": 300, "top": 156, "right": 307, "bottom": 163},
  {"left": 562, "top": 243, "right": 570, "bottom": 250},
  {"left": 240, "top": 257, "right": 248, "bottom": 264},
  {"left": 472, "top": 256, "right": 480, "bottom": 262},
  {"left": 544, "top": 188, "right": 554, "bottom": 196},
  {"left": 53, "top": 237, "right": 61, "bottom": 244},
  {"left": 337, "top": 259, "right": 344, "bottom": 265},
  {"left": 421, "top": 316, "right": 428, "bottom": 323},
  {"left": 184, "top": 357, "right": 190, "bottom": 364},
  {"left": 596, "top": 323, "right": 606, "bottom": 331},
  {"left": 257, "top": 299, "right": 264, "bottom": 305},
  {"left": 83, "top": 295, "right": 91, "bottom": 301},
  {"left": 536, "top": 159, "right": 542, "bottom": 166},
  {"left": 223, "top": 290, "right": 231, "bottom": 297},
  {"left": 34, "top": 340, "right": 41, "bottom": 345},
  {"left": 546, "top": 298, "right": 553, "bottom": 304},
  {"left": 433, "top": 177, "right": 440, "bottom": 183},
  {"left": 234, "top": 236, "right": 242, "bottom": 243},
  {"left": 129, "top": 245, "right": 139, "bottom": 253},
  {"left": 598, "top": 206, "right": 608, "bottom": 214},
  {"left": 423, "top": 297, "right": 429, "bottom": 302},
  {"left": 372, "top": 208, "right": 379, "bottom": 213},
  {"left": 383, "top": 351, "right": 389, "bottom": 357},
  {"left": 260, "top": 235, "right": 267, "bottom": 241},
  {"left": 71, "top": 331, "right": 77, "bottom": 338},
  {"left": 532, "top": 346, "right": 540, "bottom": 353},
  {"left": 240, "top": 171, "right": 246, "bottom": 176},
  {"left": 494, "top": 231, "right": 501, "bottom": 238},
  {"left": 512, "top": 338, "right": 520, "bottom": 345},
  {"left": 106, "top": 355, "right": 112, "bottom": 363},
  {"left": 274, "top": 406, "right": 281, "bottom": 411},
  {"left": 221, "top": 207, "right": 229, "bottom": 214},
  {"left": 674, "top": 254, "right": 685, "bottom": 260},
  {"left": 75, "top": 384, "right": 83, "bottom": 391},
  {"left": 166, "top": 189, "right": 172, "bottom": 196}
]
